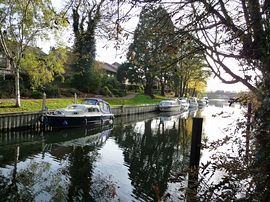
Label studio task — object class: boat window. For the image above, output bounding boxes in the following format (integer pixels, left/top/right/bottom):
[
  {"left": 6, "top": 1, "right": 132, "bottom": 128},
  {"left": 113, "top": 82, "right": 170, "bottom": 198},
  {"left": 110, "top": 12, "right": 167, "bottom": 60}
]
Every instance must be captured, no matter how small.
[
  {"left": 88, "top": 108, "right": 93, "bottom": 112},
  {"left": 68, "top": 105, "right": 78, "bottom": 109},
  {"left": 88, "top": 108, "right": 99, "bottom": 112},
  {"left": 83, "top": 99, "right": 98, "bottom": 105}
]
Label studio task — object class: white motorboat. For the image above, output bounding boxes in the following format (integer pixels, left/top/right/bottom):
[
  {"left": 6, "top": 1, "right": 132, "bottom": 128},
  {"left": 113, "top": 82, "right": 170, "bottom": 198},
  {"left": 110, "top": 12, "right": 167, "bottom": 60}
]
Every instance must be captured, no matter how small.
[
  {"left": 178, "top": 97, "right": 190, "bottom": 111},
  {"left": 198, "top": 99, "right": 206, "bottom": 107},
  {"left": 189, "top": 97, "right": 199, "bottom": 109},
  {"left": 158, "top": 99, "right": 181, "bottom": 112},
  {"left": 45, "top": 98, "right": 114, "bottom": 128}
]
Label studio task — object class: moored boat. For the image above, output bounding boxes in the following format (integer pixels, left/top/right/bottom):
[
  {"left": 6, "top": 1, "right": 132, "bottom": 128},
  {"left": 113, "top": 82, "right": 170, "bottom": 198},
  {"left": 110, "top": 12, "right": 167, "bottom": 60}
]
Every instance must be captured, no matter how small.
[
  {"left": 179, "top": 97, "right": 190, "bottom": 111},
  {"left": 45, "top": 98, "right": 114, "bottom": 128},
  {"left": 158, "top": 99, "right": 181, "bottom": 112},
  {"left": 189, "top": 97, "right": 199, "bottom": 109},
  {"left": 198, "top": 99, "right": 206, "bottom": 107}
]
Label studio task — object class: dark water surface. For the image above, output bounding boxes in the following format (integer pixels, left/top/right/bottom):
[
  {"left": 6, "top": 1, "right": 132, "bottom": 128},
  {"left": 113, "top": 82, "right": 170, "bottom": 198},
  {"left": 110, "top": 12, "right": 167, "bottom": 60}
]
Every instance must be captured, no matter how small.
[{"left": 0, "top": 100, "right": 240, "bottom": 201}]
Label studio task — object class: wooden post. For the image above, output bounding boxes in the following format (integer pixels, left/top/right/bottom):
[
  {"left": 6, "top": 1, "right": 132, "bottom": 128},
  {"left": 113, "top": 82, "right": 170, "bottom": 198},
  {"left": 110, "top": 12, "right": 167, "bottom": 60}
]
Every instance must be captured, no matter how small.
[
  {"left": 187, "top": 117, "right": 203, "bottom": 201},
  {"left": 42, "top": 92, "right": 46, "bottom": 111},
  {"left": 74, "top": 93, "right": 77, "bottom": 104},
  {"left": 189, "top": 118, "right": 203, "bottom": 167}
]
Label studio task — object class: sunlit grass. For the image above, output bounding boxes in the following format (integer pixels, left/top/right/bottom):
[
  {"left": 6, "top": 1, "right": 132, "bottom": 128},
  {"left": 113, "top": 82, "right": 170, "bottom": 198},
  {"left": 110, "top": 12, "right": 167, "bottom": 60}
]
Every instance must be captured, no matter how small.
[{"left": 0, "top": 94, "right": 167, "bottom": 113}]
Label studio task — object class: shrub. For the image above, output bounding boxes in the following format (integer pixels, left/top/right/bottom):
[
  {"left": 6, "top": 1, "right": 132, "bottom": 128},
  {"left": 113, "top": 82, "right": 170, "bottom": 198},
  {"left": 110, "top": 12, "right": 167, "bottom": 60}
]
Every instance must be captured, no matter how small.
[
  {"left": 100, "top": 86, "right": 113, "bottom": 97},
  {"left": 44, "top": 84, "right": 60, "bottom": 98},
  {"left": 31, "top": 91, "right": 43, "bottom": 99}
]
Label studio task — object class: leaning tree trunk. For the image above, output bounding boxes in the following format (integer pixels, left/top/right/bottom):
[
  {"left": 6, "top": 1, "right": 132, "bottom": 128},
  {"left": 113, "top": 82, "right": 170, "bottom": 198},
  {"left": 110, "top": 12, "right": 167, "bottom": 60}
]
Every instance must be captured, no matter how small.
[{"left": 14, "top": 66, "right": 21, "bottom": 107}]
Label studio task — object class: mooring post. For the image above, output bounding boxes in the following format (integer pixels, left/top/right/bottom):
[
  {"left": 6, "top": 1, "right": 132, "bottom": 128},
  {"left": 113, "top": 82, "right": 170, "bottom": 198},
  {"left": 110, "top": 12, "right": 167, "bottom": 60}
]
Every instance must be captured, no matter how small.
[
  {"left": 42, "top": 92, "right": 46, "bottom": 111},
  {"left": 74, "top": 93, "right": 77, "bottom": 104},
  {"left": 187, "top": 117, "right": 203, "bottom": 201}
]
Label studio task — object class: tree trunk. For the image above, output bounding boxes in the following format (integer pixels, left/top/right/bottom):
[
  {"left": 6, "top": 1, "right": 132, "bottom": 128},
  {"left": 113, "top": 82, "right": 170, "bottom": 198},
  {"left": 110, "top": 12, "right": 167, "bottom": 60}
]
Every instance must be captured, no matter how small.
[
  {"left": 144, "top": 77, "right": 154, "bottom": 96},
  {"left": 160, "top": 81, "right": 165, "bottom": 96},
  {"left": 174, "top": 73, "right": 179, "bottom": 97},
  {"left": 179, "top": 76, "right": 183, "bottom": 97},
  {"left": 14, "top": 66, "right": 21, "bottom": 107}
]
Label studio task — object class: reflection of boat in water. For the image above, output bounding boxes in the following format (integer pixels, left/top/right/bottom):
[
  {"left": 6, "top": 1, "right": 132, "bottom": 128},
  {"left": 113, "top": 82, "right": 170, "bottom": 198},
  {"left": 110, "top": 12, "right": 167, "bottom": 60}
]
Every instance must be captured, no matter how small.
[
  {"left": 158, "top": 99, "right": 181, "bottom": 112},
  {"left": 46, "top": 98, "right": 114, "bottom": 128},
  {"left": 189, "top": 109, "right": 198, "bottom": 117},
  {"left": 43, "top": 124, "right": 113, "bottom": 145},
  {"left": 53, "top": 127, "right": 112, "bottom": 148},
  {"left": 180, "top": 111, "right": 189, "bottom": 119}
]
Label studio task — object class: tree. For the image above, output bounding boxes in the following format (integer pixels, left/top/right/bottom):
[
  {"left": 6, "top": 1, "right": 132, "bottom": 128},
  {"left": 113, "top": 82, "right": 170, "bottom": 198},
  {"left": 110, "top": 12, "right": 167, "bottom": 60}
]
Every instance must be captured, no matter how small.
[
  {"left": 20, "top": 47, "right": 67, "bottom": 91},
  {"left": 127, "top": 5, "right": 177, "bottom": 96},
  {"left": 116, "top": 62, "right": 144, "bottom": 91},
  {"left": 121, "top": 0, "right": 270, "bottom": 199},
  {"left": 71, "top": 0, "right": 105, "bottom": 92},
  {"left": 173, "top": 40, "right": 211, "bottom": 97},
  {"left": 0, "top": 0, "right": 67, "bottom": 107}
]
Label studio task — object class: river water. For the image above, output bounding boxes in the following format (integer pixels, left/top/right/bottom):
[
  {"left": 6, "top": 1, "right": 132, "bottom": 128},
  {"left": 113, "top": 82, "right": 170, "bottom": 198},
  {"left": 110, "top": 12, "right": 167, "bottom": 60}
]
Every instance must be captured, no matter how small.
[{"left": 0, "top": 100, "right": 243, "bottom": 201}]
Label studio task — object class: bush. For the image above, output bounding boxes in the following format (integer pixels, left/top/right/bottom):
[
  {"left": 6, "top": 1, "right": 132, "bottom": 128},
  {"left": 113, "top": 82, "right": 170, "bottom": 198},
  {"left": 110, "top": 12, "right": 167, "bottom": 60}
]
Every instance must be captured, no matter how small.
[
  {"left": 100, "top": 86, "right": 112, "bottom": 97},
  {"left": 71, "top": 69, "right": 101, "bottom": 93},
  {"left": 101, "top": 76, "right": 124, "bottom": 97},
  {"left": 31, "top": 91, "right": 43, "bottom": 99},
  {"left": 44, "top": 84, "right": 60, "bottom": 98}
]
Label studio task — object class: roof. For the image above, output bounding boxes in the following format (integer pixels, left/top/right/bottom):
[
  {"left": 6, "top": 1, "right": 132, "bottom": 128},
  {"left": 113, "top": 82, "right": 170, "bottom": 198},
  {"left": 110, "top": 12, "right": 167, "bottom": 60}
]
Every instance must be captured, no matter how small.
[
  {"left": 83, "top": 98, "right": 110, "bottom": 105},
  {"left": 98, "top": 62, "right": 119, "bottom": 73}
]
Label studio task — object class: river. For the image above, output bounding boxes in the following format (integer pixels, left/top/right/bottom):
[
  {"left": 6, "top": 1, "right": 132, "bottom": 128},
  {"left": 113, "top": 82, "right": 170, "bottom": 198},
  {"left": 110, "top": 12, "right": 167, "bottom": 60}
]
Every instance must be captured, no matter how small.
[{"left": 0, "top": 99, "right": 243, "bottom": 201}]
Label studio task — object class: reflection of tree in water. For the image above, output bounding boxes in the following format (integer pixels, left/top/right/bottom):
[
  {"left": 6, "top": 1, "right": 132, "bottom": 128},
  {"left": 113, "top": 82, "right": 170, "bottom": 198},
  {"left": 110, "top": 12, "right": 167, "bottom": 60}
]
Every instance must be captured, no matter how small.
[
  {"left": 170, "top": 118, "right": 191, "bottom": 176},
  {"left": 0, "top": 146, "right": 21, "bottom": 201},
  {"left": 66, "top": 129, "right": 118, "bottom": 201},
  {"left": 67, "top": 146, "right": 96, "bottom": 201},
  {"left": 0, "top": 127, "right": 117, "bottom": 201},
  {"left": 113, "top": 117, "right": 191, "bottom": 201}
]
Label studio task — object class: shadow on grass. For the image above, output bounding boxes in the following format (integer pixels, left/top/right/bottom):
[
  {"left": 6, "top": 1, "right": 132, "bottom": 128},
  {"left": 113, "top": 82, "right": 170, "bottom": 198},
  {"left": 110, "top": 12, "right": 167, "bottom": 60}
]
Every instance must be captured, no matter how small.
[{"left": 0, "top": 105, "right": 17, "bottom": 109}]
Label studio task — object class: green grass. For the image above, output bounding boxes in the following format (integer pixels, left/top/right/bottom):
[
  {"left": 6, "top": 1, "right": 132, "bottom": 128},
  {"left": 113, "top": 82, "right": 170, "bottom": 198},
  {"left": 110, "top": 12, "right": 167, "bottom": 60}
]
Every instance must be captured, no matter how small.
[
  {"left": 104, "top": 94, "right": 165, "bottom": 106},
  {"left": 0, "top": 94, "right": 166, "bottom": 113}
]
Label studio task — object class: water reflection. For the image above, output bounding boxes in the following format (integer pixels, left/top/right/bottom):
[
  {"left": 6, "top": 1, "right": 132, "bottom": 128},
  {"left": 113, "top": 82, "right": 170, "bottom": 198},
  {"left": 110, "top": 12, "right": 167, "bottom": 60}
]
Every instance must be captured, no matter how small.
[{"left": 0, "top": 100, "right": 237, "bottom": 201}]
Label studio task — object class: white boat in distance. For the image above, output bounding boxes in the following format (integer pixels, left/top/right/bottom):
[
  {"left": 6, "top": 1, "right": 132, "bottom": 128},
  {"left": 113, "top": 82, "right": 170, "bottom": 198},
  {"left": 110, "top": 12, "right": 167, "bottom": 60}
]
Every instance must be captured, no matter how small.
[
  {"left": 46, "top": 98, "right": 114, "bottom": 128},
  {"left": 179, "top": 97, "right": 190, "bottom": 111},
  {"left": 158, "top": 99, "right": 181, "bottom": 112},
  {"left": 189, "top": 97, "right": 199, "bottom": 109}
]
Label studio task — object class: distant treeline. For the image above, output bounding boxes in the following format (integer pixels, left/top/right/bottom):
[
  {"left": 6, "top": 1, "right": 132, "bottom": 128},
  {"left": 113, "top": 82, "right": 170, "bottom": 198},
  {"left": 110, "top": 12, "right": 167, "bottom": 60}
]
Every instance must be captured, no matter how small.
[{"left": 206, "top": 91, "right": 239, "bottom": 100}]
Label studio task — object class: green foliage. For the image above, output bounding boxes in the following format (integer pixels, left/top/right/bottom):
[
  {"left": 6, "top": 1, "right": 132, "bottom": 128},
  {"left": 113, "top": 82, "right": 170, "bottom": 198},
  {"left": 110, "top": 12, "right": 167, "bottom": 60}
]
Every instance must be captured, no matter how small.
[
  {"left": 101, "top": 76, "right": 124, "bottom": 97},
  {"left": 127, "top": 5, "right": 177, "bottom": 96},
  {"left": 117, "top": 62, "right": 143, "bottom": 86},
  {"left": 31, "top": 91, "right": 43, "bottom": 99},
  {"left": 20, "top": 47, "right": 67, "bottom": 90},
  {"left": 71, "top": 0, "right": 104, "bottom": 93},
  {"left": 72, "top": 68, "right": 101, "bottom": 93},
  {"left": 44, "top": 84, "right": 61, "bottom": 98},
  {"left": 100, "top": 86, "right": 113, "bottom": 97}
]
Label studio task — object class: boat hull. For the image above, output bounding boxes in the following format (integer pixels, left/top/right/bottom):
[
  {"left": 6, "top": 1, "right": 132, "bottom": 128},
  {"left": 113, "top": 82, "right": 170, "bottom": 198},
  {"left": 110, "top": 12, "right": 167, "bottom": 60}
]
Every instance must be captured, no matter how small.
[
  {"left": 159, "top": 106, "right": 181, "bottom": 112},
  {"left": 45, "top": 114, "right": 113, "bottom": 128}
]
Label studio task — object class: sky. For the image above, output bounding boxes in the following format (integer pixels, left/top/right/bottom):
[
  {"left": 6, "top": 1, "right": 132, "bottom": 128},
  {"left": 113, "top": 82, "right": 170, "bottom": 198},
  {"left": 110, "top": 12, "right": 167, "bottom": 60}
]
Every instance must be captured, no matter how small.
[{"left": 43, "top": 0, "right": 248, "bottom": 93}]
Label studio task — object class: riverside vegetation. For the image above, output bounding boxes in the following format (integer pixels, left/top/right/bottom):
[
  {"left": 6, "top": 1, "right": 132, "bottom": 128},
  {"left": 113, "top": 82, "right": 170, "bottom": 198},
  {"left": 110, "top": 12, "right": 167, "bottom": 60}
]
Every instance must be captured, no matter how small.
[{"left": 0, "top": 94, "right": 165, "bottom": 113}]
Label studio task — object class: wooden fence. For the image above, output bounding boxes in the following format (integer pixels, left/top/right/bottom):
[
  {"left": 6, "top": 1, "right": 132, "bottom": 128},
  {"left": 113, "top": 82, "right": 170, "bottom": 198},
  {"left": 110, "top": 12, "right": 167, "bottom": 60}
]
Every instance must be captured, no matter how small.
[
  {"left": 0, "top": 111, "right": 43, "bottom": 131},
  {"left": 0, "top": 104, "right": 158, "bottom": 132}
]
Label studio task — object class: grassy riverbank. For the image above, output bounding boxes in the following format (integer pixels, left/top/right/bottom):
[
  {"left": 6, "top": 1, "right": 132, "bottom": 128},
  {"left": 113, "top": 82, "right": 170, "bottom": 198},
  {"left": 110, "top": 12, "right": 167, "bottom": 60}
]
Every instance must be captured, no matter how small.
[{"left": 0, "top": 94, "right": 166, "bottom": 113}]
